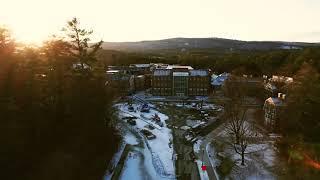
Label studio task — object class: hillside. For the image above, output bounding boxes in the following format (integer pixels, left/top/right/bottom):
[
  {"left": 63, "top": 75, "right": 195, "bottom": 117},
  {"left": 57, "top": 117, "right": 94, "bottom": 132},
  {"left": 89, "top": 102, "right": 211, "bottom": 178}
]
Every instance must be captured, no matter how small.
[{"left": 101, "top": 38, "right": 319, "bottom": 52}]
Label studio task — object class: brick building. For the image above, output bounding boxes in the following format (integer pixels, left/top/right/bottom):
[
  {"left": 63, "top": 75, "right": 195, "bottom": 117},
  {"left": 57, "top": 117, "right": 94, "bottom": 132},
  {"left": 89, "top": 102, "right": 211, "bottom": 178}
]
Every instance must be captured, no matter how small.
[{"left": 151, "top": 66, "right": 210, "bottom": 97}]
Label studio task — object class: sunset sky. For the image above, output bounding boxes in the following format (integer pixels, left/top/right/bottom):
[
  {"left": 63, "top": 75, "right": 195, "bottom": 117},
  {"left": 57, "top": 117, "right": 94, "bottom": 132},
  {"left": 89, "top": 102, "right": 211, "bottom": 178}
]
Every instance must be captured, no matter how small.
[{"left": 1, "top": 0, "right": 320, "bottom": 44}]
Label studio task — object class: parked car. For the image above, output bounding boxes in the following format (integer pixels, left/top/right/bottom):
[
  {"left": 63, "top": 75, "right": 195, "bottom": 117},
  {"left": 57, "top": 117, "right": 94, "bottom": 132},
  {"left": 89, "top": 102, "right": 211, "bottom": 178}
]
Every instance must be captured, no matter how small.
[
  {"left": 122, "top": 116, "right": 137, "bottom": 120},
  {"left": 140, "top": 104, "right": 150, "bottom": 113},
  {"left": 128, "top": 105, "right": 135, "bottom": 112},
  {"left": 127, "top": 119, "right": 136, "bottom": 126},
  {"left": 140, "top": 129, "right": 156, "bottom": 140},
  {"left": 145, "top": 124, "right": 155, "bottom": 130}
]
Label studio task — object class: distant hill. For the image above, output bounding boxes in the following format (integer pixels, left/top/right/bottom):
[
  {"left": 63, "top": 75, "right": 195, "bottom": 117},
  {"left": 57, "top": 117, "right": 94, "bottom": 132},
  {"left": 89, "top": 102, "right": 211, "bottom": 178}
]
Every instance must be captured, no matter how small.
[{"left": 101, "top": 38, "right": 319, "bottom": 52}]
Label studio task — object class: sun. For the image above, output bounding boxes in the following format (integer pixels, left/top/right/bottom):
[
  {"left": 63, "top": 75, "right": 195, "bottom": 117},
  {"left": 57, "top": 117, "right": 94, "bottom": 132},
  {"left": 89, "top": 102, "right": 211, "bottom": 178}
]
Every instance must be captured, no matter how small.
[
  {"left": 14, "top": 31, "right": 47, "bottom": 46},
  {"left": 6, "top": 21, "right": 58, "bottom": 46}
]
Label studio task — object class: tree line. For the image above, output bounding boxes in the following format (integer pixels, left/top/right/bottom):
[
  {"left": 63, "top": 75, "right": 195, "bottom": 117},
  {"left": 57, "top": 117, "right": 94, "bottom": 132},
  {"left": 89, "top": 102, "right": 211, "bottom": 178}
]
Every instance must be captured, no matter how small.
[{"left": 101, "top": 46, "right": 320, "bottom": 76}]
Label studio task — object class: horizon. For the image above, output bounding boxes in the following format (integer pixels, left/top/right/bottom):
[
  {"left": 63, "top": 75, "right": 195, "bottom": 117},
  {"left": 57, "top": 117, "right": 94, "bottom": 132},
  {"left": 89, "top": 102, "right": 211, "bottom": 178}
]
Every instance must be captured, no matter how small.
[
  {"left": 1, "top": 0, "right": 320, "bottom": 44},
  {"left": 101, "top": 36, "right": 320, "bottom": 44}
]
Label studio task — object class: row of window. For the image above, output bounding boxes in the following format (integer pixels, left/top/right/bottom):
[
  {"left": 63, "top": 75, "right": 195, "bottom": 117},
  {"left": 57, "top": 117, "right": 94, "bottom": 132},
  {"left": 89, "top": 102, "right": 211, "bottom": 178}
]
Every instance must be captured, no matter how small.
[
  {"left": 189, "top": 88, "right": 208, "bottom": 92},
  {"left": 153, "top": 77, "right": 208, "bottom": 81},
  {"left": 189, "top": 92, "right": 208, "bottom": 95},
  {"left": 189, "top": 84, "right": 208, "bottom": 88},
  {"left": 152, "top": 88, "right": 172, "bottom": 95},
  {"left": 153, "top": 82, "right": 171, "bottom": 87},
  {"left": 153, "top": 77, "right": 172, "bottom": 81},
  {"left": 189, "top": 78, "right": 208, "bottom": 82},
  {"left": 152, "top": 88, "right": 208, "bottom": 96}
]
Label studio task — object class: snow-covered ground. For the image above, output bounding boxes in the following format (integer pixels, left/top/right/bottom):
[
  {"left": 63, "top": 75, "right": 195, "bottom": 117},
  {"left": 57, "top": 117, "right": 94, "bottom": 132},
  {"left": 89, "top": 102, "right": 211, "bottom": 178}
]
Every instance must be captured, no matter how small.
[
  {"left": 193, "top": 139, "right": 203, "bottom": 154},
  {"left": 173, "top": 102, "right": 223, "bottom": 111},
  {"left": 119, "top": 151, "right": 144, "bottom": 180},
  {"left": 217, "top": 135, "right": 277, "bottom": 180},
  {"left": 123, "top": 132, "right": 139, "bottom": 146},
  {"left": 114, "top": 103, "right": 175, "bottom": 179}
]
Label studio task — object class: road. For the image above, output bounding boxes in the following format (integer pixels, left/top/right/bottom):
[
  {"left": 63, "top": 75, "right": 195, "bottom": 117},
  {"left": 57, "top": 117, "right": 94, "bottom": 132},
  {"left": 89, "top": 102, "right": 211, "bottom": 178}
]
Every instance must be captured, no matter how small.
[
  {"left": 195, "top": 108, "right": 269, "bottom": 180},
  {"left": 194, "top": 121, "right": 226, "bottom": 180}
]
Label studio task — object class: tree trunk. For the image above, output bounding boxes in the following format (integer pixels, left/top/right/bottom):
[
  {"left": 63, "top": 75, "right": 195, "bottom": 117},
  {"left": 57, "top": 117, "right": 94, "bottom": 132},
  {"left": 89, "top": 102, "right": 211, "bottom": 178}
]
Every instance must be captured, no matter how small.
[
  {"left": 236, "top": 134, "right": 240, "bottom": 144},
  {"left": 241, "top": 151, "right": 245, "bottom": 165}
]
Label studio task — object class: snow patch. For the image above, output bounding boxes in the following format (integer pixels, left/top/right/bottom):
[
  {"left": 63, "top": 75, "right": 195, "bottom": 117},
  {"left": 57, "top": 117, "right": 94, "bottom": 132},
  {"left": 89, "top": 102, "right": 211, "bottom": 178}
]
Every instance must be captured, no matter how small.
[{"left": 193, "top": 139, "right": 203, "bottom": 153}]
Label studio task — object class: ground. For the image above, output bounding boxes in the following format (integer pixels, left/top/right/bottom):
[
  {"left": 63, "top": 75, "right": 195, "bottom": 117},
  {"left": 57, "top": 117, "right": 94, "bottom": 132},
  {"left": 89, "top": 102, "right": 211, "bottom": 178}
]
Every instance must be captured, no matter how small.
[
  {"left": 206, "top": 108, "right": 279, "bottom": 180},
  {"left": 105, "top": 102, "right": 175, "bottom": 180},
  {"left": 105, "top": 92, "right": 282, "bottom": 180}
]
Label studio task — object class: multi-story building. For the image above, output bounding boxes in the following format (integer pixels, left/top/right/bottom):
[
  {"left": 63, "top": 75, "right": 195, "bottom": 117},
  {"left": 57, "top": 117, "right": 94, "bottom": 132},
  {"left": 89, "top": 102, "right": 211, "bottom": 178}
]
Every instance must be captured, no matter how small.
[
  {"left": 151, "top": 65, "right": 210, "bottom": 97},
  {"left": 106, "top": 70, "right": 134, "bottom": 94},
  {"left": 133, "top": 75, "right": 145, "bottom": 91},
  {"left": 188, "top": 70, "right": 210, "bottom": 96},
  {"left": 129, "top": 64, "right": 151, "bottom": 75},
  {"left": 263, "top": 93, "right": 286, "bottom": 129},
  {"left": 152, "top": 69, "right": 172, "bottom": 96}
]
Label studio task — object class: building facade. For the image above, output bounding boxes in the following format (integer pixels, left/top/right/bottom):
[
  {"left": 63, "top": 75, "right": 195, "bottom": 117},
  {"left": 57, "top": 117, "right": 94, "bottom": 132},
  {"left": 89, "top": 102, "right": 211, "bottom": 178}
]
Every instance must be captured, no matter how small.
[
  {"left": 106, "top": 70, "right": 134, "bottom": 94},
  {"left": 151, "top": 66, "right": 210, "bottom": 97},
  {"left": 152, "top": 69, "right": 172, "bottom": 96},
  {"left": 263, "top": 93, "right": 286, "bottom": 129}
]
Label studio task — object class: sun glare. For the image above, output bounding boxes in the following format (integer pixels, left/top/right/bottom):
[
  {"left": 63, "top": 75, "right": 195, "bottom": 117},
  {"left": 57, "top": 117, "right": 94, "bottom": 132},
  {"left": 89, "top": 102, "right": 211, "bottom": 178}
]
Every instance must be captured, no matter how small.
[{"left": 13, "top": 30, "right": 48, "bottom": 46}]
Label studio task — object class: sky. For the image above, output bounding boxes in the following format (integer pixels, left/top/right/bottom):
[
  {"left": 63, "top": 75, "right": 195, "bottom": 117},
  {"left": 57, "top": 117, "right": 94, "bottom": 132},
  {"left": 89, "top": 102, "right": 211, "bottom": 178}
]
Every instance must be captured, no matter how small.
[{"left": 1, "top": 0, "right": 320, "bottom": 44}]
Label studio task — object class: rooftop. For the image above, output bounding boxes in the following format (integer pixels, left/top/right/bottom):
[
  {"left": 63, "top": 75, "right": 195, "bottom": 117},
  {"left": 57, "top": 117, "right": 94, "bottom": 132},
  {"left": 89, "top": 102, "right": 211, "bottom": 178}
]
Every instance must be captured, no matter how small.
[
  {"left": 173, "top": 72, "right": 189, "bottom": 77},
  {"left": 130, "top": 64, "right": 151, "bottom": 68},
  {"left": 154, "top": 69, "right": 171, "bottom": 76},
  {"left": 106, "top": 70, "right": 120, "bottom": 74},
  {"left": 166, "top": 65, "right": 193, "bottom": 70},
  {"left": 265, "top": 97, "right": 284, "bottom": 106},
  {"left": 271, "top": 75, "right": 293, "bottom": 83},
  {"left": 189, "top": 70, "right": 208, "bottom": 76},
  {"left": 211, "top": 72, "right": 230, "bottom": 86}
]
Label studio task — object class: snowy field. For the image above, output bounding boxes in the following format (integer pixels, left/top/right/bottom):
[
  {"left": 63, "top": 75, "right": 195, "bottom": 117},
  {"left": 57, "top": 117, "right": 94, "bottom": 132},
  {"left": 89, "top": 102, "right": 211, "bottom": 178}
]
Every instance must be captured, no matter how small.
[
  {"left": 211, "top": 130, "right": 277, "bottom": 180},
  {"left": 115, "top": 103, "right": 175, "bottom": 179},
  {"left": 119, "top": 151, "right": 143, "bottom": 180}
]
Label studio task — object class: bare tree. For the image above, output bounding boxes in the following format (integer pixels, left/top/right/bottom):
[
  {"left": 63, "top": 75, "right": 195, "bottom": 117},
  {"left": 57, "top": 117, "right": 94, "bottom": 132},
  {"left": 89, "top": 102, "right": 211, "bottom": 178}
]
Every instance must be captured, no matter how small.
[
  {"left": 223, "top": 75, "right": 248, "bottom": 144},
  {"left": 223, "top": 74, "right": 254, "bottom": 165},
  {"left": 223, "top": 75, "right": 248, "bottom": 104},
  {"left": 224, "top": 104, "right": 256, "bottom": 165},
  {"left": 234, "top": 123, "right": 254, "bottom": 166},
  {"left": 225, "top": 105, "right": 247, "bottom": 144}
]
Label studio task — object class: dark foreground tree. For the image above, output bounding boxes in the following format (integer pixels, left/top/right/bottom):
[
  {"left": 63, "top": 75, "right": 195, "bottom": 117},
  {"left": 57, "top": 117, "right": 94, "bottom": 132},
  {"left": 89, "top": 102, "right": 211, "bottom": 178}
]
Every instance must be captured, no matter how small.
[
  {"left": 0, "top": 19, "right": 120, "bottom": 180},
  {"left": 63, "top": 17, "right": 103, "bottom": 71},
  {"left": 279, "top": 62, "right": 320, "bottom": 142}
]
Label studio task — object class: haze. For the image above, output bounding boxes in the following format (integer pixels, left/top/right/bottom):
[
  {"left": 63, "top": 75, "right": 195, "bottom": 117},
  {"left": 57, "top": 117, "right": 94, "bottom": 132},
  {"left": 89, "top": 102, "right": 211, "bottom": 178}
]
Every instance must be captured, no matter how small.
[{"left": 1, "top": 0, "right": 320, "bottom": 44}]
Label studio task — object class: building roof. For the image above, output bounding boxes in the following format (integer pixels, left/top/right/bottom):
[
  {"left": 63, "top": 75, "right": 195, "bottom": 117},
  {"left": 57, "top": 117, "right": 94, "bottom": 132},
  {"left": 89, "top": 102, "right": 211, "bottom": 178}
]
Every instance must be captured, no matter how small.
[
  {"left": 211, "top": 72, "right": 230, "bottom": 86},
  {"left": 211, "top": 74, "right": 218, "bottom": 79},
  {"left": 130, "top": 64, "right": 151, "bottom": 68},
  {"left": 106, "top": 70, "right": 120, "bottom": 74},
  {"left": 265, "top": 97, "right": 284, "bottom": 106},
  {"left": 271, "top": 75, "right": 293, "bottom": 83},
  {"left": 154, "top": 69, "right": 171, "bottom": 76},
  {"left": 166, "top": 65, "right": 193, "bottom": 70},
  {"left": 189, "top": 70, "right": 208, "bottom": 76},
  {"left": 173, "top": 72, "right": 189, "bottom": 77}
]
